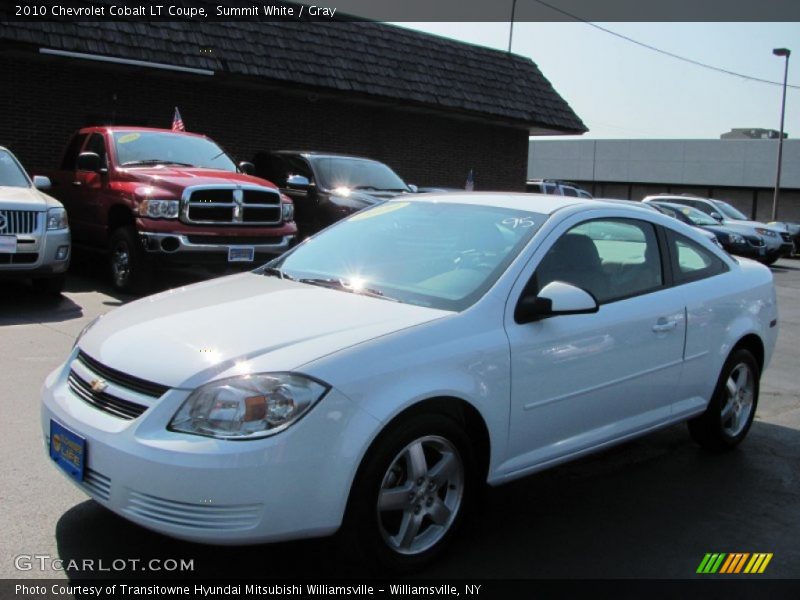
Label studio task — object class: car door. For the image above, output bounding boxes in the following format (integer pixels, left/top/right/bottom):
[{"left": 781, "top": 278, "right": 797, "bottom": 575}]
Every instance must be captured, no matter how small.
[
  {"left": 50, "top": 132, "right": 88, "bottom": 242},
  {"left": 72, "top": 133, "right": 111, "bottom": 245},
  {"left": 501, "top": 216, "right": 687, "bottom": 475}
]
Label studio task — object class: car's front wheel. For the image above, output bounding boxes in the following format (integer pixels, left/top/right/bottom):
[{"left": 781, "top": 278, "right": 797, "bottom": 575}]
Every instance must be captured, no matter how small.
[
  {"left": 342, "top": 413, "right": 475, "bottom": 573},
  {"left": 688, "top": 348, "right": 760, "bottom": 451},
  {"left": 109, "top": 226, "right": 152, "bottom": 294}
]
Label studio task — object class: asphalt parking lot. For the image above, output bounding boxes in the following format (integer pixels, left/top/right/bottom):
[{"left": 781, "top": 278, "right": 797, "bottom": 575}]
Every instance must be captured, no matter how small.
[{"left": 1, "top": 257, "right": 799, "bottom": 581}]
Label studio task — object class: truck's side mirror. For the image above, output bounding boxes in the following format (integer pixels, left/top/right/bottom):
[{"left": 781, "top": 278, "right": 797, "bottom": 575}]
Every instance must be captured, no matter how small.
[
  {"left": 32, "top": 175, "right": 51, "bottom": 191},
  {"left": 238, "top": 161, "right": 255, "bottom": 175},
  {"left": 77, "top": 152, "right": 102, "bottom": 172},
  {"left": 286, "top": 174, "right": 311, "bottom": 191},
  {"left": 515, "top": 281, "right": 599, "bottom": 324}
]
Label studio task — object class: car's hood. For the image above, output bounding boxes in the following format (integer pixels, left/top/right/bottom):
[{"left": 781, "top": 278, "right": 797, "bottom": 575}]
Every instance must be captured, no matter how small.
[
  {"left": 121, "top": 167, "right": 278, "bottom": 195},
  {"left": 79, "top": 273, "right": 449, "bottom": 389},
  {"left": 324, "top": 188, "right": 410, "bottom": 209},
  {"left": 0, "top": 185, "right": 57, "bottom": 211},
  {"left": 723, "top": 219, "right": 778, "bottom": 232}
]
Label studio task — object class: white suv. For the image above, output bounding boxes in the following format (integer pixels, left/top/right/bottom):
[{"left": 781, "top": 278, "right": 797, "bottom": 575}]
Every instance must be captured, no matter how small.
[{"left": 0, "top": 147, "right": 70, "bottom": 294}]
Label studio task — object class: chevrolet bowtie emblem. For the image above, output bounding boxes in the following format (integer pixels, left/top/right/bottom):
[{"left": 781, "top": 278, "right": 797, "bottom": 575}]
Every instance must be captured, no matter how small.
[{"left": 90, "top": 378, "right": 108, "bottom": 393}]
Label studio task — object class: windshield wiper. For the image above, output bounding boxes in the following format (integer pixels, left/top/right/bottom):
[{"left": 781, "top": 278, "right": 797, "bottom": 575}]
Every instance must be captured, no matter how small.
[
  {"left": 353, "top": 185, "right": 407, "bottom": 192},
  {"left": 298, "top": 277, "right": 400, "bottom": 302},
  {"left": 262, "top": 266, "right": 296, "bottom": 281},
  {"left": 121, "top": 159, "right": 195, "bottom": 167}
]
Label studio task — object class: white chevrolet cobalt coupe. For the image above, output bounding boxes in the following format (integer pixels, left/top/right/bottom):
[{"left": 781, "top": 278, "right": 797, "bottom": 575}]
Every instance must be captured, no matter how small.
[{"left": 42, "top": 194, "right": 778, "bottom": 570}]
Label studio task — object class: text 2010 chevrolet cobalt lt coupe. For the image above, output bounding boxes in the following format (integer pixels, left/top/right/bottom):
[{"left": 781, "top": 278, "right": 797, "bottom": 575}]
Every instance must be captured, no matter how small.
[{"left": 42, "top": 194, "right": 778, "bottom": 570}]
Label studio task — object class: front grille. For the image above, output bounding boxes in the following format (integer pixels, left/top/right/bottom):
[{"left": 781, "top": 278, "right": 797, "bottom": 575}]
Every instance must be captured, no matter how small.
[
  {"left": 125, "top": 490, "right": 262, "bottom": 531},
  {"left": 184, "top": 187, "right": 282, "bottom": 225},
  {"left": 83, "top": 468, "right": 112, "bottom": 501},
  {"left": 68, "top": 371, "right": 149, "bottom": 420},
  {"left": 77, "top": 351, "right": 169, "bottom": 398},
  {"left": 185, "top": 235, "right": 284, "bottom": 245},
  {"left": 745, "top": 236, "right": 765, "bottom": 247},
  {"left": 0, "top": 210, "right": 39, "bottom": 234},
  {"left": 780, "top": 232, "right": 792, "bottom": 243},
  {"left": 0, "top": 253, "right": 38, "bottom": 264}
]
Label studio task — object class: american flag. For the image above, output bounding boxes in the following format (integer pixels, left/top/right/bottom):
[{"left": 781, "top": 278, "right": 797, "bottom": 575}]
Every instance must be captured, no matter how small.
[
  {"left": 465, "top": 168, "right": 474, "bottom": 191},
  {"left": 172, "top": 107, "right": 185, "bottom": 132}
]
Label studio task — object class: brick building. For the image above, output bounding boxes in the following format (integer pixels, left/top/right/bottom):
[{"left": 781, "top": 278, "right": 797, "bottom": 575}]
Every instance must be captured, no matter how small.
[{"left": 0, "top": 19, "right": 585, "bottom": 190}]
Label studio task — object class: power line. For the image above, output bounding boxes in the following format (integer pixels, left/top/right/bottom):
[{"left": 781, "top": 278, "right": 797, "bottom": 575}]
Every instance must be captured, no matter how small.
[{"left": 530, "top": 0, "right": 800, "bottom": 90}]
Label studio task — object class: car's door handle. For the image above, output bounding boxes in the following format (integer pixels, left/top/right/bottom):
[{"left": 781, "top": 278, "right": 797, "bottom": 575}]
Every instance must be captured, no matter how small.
[{"left": 652, "top": 319, "right": 678, "bottom": 333}]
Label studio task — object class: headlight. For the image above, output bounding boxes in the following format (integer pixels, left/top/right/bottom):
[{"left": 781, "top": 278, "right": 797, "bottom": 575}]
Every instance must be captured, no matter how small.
[
  {"left": 139, "top": 199, "right": 180, "bottom": 219},
  {"left": 755, "top": 228, "right": 776, "bottom": 238},
  {"left": 169, "top": 373, "right": 329, "bottom": 439},
  {"left": 46, "top": 207, "right": 68, "bottom": 230},
  {"left": 728, "top": 233, "right": 746, "bottom": 244},
  {"left": 282, "top": 202, "right": 294, "bottom": 222},
  {"left": 73, "top": 315, "right": 101, "bottom": 349}
]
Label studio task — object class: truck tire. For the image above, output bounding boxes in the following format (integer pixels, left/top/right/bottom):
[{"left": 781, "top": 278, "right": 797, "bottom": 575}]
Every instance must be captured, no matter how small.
[{"left": 109, "top": 226, "right": 152, "bottom": 294}]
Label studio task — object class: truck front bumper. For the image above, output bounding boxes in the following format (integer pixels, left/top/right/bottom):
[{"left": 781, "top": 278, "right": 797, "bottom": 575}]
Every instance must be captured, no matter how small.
[{"left": 139, "top": 232, "right": 294, "bottom": 260}]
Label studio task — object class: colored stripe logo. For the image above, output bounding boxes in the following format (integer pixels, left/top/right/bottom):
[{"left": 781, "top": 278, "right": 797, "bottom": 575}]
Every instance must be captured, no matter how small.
[{"left": 697, "top": 553, "right": 773, "bottom": 574}]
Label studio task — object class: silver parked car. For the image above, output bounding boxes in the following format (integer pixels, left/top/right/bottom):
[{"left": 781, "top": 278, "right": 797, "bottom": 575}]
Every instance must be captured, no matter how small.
[{"left": 0, "top": 147, "right": 70, "bottom": 294}]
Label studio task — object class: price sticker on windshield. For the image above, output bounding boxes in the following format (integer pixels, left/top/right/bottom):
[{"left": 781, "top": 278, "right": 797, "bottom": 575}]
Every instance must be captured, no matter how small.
[{"left": 117, "top": 133, "right": 141, "bottom": 144}]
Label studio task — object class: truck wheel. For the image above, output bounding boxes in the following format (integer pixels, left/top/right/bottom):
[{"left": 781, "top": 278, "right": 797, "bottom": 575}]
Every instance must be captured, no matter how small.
[
  {"left": 340, "top": 413, "right": 475, "bottom": 573},
  {"left": 688, "top": 348, "right": 759, "bottom": 451},
  {"left": 109, "top": 226, "right": 152, "bottom": 294},
  {"left": 31, "top": 273, "right": 66, "bottom": 296}
]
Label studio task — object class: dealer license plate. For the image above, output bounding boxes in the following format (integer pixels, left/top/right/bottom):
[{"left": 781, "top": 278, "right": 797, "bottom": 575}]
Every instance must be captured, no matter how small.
[
  {"left": 49, "top": 420, "right": 85, "bottom": 482},
  {"left": 0, "top": 235, "right": 16, "bottom": 254},
  {"left": 228, "top": 246, "right": 255, "bottom": 262}
]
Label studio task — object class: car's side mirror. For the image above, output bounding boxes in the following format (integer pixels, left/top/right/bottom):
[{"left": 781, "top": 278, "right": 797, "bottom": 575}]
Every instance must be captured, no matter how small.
[
  {"left": 286, "top": 174, "right": 311, "bottom": 191},
  {"left": 238, "top": 161, "right": 255, "bottom": 175},
  {"left": 408, "top": 184, "right": 418, "bottom": 193},
  {"left": 77, "top": 152, "right": 103, "bottom": 172},
  {"left": 710, "top": 212, "right": 723, "bottom": 222},
  {"left": 32, "top": 175, "right": 51, "bottom": 191},
  {"left": 515, "top": 281, "right": 599, "bottom": 324}
]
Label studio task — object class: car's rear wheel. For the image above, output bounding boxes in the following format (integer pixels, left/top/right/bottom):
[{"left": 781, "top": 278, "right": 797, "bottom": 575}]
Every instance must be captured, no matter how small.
[
  {"left": 342, "top": 413, "right": 474, "bottom": 573},
  {"left": 688, "top": 348, "right": 759, "bottom": 451},
  {"left": 109, "top": 226, "right": 152, "bottom": 294}
]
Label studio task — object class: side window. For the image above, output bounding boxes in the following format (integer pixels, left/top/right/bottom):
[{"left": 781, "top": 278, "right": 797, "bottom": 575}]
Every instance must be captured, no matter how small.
[
  {"left": 562, "top": 186, "right": 579, "bottom": 197},
  {"left": 534, "top": 219, "right": 663, "bottom": 304},
  {"left": 60, "top": 134, "right": 88, "bottom": 171},
  {"left": 577, "top": 189, "right": 593, "bottom": 199},
  {"left": 668, "top": 230, "right": 728, "bottom": 284},
  {"left": 544, "top": 183, "right": 558, "bottom": 195},
  {"left": 83, "top": 134, "right": 107, "bottom": 170},
  {"left": 689, "top": 201, "right": 713, "bottom": 216}
]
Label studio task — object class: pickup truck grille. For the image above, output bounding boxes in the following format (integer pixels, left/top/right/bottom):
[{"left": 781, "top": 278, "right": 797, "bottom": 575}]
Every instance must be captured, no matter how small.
[
  {"left": 183, "top": 186, "right": 282, "bottom": 225},
  {"left": 0, "top": 210, "right": 39, "bottom": 234}
]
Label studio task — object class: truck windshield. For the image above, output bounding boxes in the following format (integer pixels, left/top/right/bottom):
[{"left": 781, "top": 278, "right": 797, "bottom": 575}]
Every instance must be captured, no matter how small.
[
  {"left": 113, "top": 132, "right": 237, "bottom": 171},
  {"left": 0, "top": 150, "right": 31, "bottom": 188},
  {"left": 311, "top": 157, "right": 410, "bottom": 192}
]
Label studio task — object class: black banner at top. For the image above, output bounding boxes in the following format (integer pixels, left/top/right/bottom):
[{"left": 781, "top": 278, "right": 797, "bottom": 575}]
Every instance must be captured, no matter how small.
[{"left": 3, "top": 0, "right": 800, "bottom": 22}]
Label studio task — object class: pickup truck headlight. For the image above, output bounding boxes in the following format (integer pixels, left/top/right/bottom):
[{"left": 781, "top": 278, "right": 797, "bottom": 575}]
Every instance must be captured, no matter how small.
[
  {"left": 46, "top": 207, "right": 68, "bottom": 230},
  {"left": 139, "top": 199, "right": 180, "bottom": 219},
  {"left": 727, "top": 233, "right": 746, "bottom": 245},
  {"left": 169, "top": 373, "right": 329, "bottom": 439}
]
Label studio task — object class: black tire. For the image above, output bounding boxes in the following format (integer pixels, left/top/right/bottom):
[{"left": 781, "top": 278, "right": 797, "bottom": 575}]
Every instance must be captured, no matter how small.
[
  {"left": 340, "top": 413, "right": 476, "bottom": 573},
  {"left": 688, "top": 348, "right": 760, "bottom": 451},
  {"left": 109, "top": 226, "right": 152, "bottom": 294},
  {"left": 760, "top": 256, "right": 779, "bottom": 266},
  {"left": 31, "top": 273, "right": 66, "bottom": 296}
]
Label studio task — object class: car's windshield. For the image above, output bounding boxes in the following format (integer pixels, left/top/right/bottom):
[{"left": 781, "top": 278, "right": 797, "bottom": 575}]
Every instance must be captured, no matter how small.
[
  {"left": 267, "top": 201, "right": 545, "bottom": 311},
  {"left": 113, "top": 132, "right": 237, "bottom": 171},
  {"left": 712, "top": 199, "right": 748, "bottom": 221},
  {"left": 676, "top": 206, "right": 719, "bottom": 226},
  {"left": 0, "top": 150, "right": 30, "bottom": 188},
  {"left": 312, "top": 157, "right": 409, "bottom": 192}
]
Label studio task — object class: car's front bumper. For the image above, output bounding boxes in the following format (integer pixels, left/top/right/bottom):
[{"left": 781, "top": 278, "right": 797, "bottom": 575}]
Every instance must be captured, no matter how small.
[
  {"left": 41, "top": 350, "right": 379, "bottom": 544},
  {"left": 0, "top": 227, "right": 70, "bottom": 278},
  {"left": 139, "top": 232, "right": 294, "bottom": 259}
]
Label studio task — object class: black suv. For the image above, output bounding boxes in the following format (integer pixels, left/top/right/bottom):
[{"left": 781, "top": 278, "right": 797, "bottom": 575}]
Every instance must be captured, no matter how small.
[{"left": 255, "top": 151, "right": 415, "bottom": 238}]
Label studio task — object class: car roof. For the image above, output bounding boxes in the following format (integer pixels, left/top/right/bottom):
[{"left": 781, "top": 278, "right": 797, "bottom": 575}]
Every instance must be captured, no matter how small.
[
  {"left": 271, "top": 150, "right": 379, "bottom": 161},
  {"left": 399, "top": 192, "right": 653, "bottom": 215},
  {"left": 78, "top": 126, "right": 207, "bottom": 138}
]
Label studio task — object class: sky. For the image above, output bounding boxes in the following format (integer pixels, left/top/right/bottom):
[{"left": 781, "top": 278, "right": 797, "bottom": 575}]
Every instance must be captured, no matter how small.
[{"left": 394, "top": 22, "right": 800, "bottom": 140}]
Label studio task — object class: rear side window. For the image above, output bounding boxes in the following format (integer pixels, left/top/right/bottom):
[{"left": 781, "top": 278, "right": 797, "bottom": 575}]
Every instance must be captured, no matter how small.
[
  {"left": 562, "top": 186, "right": 579, "bottom": 197},
  {"left": 84, "top": 133, "right": 108, "bottom": 169},
  {"left": 667, "top": 230, "right": 728, "bottom": 284},
  {"left": 60, "top": 133, "right": 88, "bottom": 170}
]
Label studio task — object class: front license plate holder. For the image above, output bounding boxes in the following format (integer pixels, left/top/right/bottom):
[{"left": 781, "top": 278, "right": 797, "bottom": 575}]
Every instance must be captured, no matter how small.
[
  {"left": 0, "top": 235, "right": 16, "bottom": 254},
  {"left": 228, "top": 246, "right": 255, "bottom": 262},
  {"left": 49, "top": 420, "right": 85, "bottom": 482}
]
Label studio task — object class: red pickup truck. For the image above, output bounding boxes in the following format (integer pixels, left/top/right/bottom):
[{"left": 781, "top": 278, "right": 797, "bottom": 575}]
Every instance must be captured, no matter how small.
[{"left": 50, "top": 127, "right": 296, "bottom": 292}]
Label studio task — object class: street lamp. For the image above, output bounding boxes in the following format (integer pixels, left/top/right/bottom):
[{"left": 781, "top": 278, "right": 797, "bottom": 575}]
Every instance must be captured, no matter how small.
[{"left": 771, "top": 47, "right": 790, "bottom": 221}]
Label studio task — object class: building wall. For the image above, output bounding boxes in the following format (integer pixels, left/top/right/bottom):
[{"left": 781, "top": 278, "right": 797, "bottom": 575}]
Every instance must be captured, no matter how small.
[
  {"left": 529, "top": 138, "right": 800, "bottom": 221},
  {"left": 0, "top": 54, "right": 528, "bottom": 191}
]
